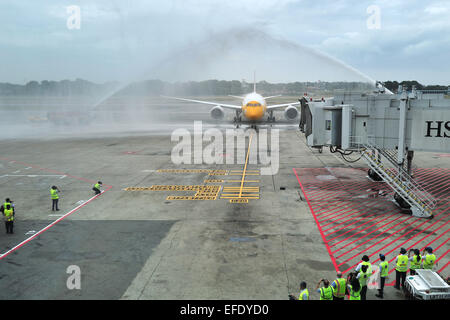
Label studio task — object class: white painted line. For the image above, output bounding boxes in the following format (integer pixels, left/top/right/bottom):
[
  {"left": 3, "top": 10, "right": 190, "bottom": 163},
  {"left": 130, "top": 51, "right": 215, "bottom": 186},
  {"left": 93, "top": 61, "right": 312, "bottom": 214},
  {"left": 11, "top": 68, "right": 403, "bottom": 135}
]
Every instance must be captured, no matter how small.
[
  {"left": 1, "top": 174, "right": 65, "bottom": 178},
  {"left": 24, "top": 167, "right": 32, "bottom": 170},
  {"left": 59, "top": 175, "right": 67, "bottom": 179},
  {"left": 48, "top": 214, "right": 64, "bottom": 217},
  {"left": 25, "top": 230, "right": 36, "bottom": 235},
  {"left": 12, "top": 170, "right": 21, "bottom": 173}
]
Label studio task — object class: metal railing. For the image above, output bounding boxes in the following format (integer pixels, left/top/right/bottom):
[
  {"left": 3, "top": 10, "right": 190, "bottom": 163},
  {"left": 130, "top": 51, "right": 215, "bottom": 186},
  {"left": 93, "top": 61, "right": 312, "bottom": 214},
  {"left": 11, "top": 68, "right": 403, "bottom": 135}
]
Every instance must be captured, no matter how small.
[{"left": 348, "top": 135, "right": 436, "bottom": 216}]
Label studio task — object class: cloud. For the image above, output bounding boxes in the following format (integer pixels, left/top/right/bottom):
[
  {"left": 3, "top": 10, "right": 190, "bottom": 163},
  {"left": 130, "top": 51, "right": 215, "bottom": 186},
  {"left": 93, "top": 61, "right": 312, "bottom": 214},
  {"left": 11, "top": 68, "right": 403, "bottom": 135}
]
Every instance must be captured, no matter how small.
[{"left": 0, "top": 0, "right": 448, "bottom": 84}]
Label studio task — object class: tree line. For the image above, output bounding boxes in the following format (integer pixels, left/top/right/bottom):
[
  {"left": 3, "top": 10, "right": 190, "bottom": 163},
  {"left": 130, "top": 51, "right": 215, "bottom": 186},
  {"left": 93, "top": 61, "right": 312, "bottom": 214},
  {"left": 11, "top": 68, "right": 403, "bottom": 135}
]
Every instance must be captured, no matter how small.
[{"left": 0, "top": 79, "right": 447, "bottom": 97}]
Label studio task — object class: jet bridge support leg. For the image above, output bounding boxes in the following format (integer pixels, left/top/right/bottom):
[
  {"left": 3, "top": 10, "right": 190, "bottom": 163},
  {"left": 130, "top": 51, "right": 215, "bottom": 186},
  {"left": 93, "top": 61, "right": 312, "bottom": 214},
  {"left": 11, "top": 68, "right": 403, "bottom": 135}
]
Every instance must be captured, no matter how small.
[{"left": 407, "top": 150, "right": 414, "bottom": 176}]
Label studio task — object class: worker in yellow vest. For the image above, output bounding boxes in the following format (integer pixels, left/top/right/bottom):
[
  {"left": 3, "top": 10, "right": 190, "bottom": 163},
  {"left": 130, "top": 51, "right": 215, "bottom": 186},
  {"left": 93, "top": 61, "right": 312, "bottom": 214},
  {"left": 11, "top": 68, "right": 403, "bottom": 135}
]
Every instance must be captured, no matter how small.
[
  {"left": 355, "top": 255, "right": 372, "bottom": 275},
  {"left": 408, "top": 248, "right": 422, "bottom": 275},
  {"left": 316, "top": 279, "right": 333, "bottom": 300},
  {"left": 289, "top": 281, "right": 309, "bottom": 300},
  {"left": 4, "top": 204, "right": 14, "bottom": 234},
  {"left": 394, "top": 248, "right": 409, "bottom": 290},
  {"left": 331, "top": 272, "right": 347, "bottom": 300},
  {"left": 0, "top": 198, "right": 14, "bottom": 215},
  {"left": 422, "top": 247, "right": 437, "bottom": 270},
  {"left": 356, "top": 264, "right": 370, "bottom": 300},
  {"left": 50, "top": 186, "right": 60, "bottom": 211},
  {"left": 376, "top": 254, "right": 389, "bottom": 299},
  {"left": 347, "top": 274, "right": 361, "bottom": 300},
  {"left": 93, "top": 181, "right": 103, "bottom": 195}
]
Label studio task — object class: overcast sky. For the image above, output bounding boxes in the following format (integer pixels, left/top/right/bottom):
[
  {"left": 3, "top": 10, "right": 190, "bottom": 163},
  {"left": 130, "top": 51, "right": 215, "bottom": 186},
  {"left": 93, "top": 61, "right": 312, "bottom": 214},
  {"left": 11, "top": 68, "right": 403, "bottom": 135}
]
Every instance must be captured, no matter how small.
[{"left": 1, "top": 0, "right": 449, "bottom": 85}]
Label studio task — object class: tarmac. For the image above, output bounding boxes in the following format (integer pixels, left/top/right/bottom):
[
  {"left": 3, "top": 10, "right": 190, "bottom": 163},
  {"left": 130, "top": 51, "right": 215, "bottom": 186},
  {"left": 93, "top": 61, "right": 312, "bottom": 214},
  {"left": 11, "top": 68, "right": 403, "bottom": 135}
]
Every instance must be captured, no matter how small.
[{"left": 0, "top": 100, "right": 448, "bottom": 300}]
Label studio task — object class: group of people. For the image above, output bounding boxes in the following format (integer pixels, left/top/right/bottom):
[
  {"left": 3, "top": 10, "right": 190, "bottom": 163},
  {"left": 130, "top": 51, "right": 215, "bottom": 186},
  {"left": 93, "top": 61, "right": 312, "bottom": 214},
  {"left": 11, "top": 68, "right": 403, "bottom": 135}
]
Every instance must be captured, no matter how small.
[
  {"left": 1, "top": 181, "right": 103, "bottom": 234},
  {"left": 289, "top": 247, "right": 438, "bottom": 300}
]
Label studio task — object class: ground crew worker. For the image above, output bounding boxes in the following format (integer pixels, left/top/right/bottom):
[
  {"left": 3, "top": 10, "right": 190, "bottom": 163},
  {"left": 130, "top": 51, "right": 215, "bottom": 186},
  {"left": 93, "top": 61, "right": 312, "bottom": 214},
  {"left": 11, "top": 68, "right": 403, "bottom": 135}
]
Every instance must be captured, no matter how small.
[
  {"left": 347, "top": 274, "right": 361, "bottom": 300},
  {"left": 376, "top": 254, "right": 389, "bottom": 299},
  {"left": 316, "top": 279, "right": 333, "bottom": 300},
  {"left": 422, "top": 247, "right": 437, "bottom": 270},
  {"left": 289, "top": 281, "right": 309, "bottom": 300},
  {"left": 93, "top": 181, "right": 102, "bottom": 195},
  {"left": 331, "top": 272, "right": 346, "bottom": 300},
  {"left": 50, "top": 186, "right": 60, "bottom": 211},
  {"left": 355, "top": 255, "right": 372, "bottom": 274},
  {"left": 4, "top": 204, "right": 14, "bottom": 234},
  {"left": 408, "top": 248, "right": 422, "bottom": 275},
  {"left": 0, "top": 198, "right": 14, "bottom": 215},
  {"left": 356, "top": 264, "right": 370, "bottom": 300},
  {"left": 394, "top": 248, "right": 409, "bottom": 290}
]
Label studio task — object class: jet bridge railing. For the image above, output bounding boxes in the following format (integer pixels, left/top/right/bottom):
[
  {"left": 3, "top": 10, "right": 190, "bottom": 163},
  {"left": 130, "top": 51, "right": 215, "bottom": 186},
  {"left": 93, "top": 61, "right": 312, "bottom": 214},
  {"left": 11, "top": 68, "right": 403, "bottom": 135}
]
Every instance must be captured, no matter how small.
[{"left": 347, "top": 136, "right": 436, "bottom": 218}]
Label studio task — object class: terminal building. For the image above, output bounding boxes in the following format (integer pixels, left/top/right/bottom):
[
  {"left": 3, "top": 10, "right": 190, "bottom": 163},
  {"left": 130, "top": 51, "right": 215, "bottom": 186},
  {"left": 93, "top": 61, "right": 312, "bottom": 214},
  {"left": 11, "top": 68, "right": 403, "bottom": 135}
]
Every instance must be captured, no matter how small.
[{"left": 299, "top": 85, "right": 450, "bottom": 218}]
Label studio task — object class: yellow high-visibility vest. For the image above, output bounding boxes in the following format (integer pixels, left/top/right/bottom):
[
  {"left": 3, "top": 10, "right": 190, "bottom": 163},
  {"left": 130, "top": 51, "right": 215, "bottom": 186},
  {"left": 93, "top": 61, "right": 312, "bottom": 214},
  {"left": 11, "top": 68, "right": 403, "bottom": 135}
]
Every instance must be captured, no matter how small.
[
  {"left": 319, "top": 287, "right": 333, "bottom": 300},
  {"left": 349, "top": 285, "right": 361, "bottom": 300},
  {"left": 298, "top": 289, "right": 309, "bottom": 300},
  {"left": 4, "top": 208, "right": 14, "bottom": 221},
  {"left": 332, "top": 278, "right": 346, "bottom": 298},
  {"left": 50, "top": 189, "right": 59, "bottom": 200},
  {"left": 380, "top": 261, "right": 389, "bottom": 277},
  {"left": 423, "top": 254, "right": 436, "bottom": 269},
  {"left": 359, "top": 270, "right": 370, "bottom": 287},
  {"left": 410, "top": 255, "right": 422, "bottom": 270},
  {"left": 396, "top": 254, "right": 409, "bottom": 272}
]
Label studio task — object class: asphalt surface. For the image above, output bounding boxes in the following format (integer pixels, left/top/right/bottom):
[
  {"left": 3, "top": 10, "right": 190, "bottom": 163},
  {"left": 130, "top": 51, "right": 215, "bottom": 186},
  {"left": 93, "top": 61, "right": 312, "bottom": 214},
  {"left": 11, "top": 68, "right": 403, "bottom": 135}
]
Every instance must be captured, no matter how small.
[{"left": 0, "top": 97, "right": 448, "bottom": 300}]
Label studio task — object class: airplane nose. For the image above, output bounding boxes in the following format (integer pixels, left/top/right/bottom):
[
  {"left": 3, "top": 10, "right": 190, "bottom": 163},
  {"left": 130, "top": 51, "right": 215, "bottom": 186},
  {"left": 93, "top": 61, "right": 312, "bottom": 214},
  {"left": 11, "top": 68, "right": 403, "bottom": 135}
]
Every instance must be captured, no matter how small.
[{"left": 245, "top": 106, "right": 264, "bottom": 120}]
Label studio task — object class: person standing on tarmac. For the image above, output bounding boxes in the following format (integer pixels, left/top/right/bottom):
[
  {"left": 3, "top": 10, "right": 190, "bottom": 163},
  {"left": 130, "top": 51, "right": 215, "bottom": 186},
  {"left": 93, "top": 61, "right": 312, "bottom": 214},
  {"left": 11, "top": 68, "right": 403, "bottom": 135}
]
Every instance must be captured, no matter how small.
[
  {"left": 93, "top": 181, "right": 102, "bottom": 195},
  {"left": 394, "top": 248, "right": 409, "bottom": 290},
  {"left": 408, "top": 249, "right": 422, "bottom": 275},
  {"left": 289, "top": 281, "right": 309, "bottom": 300},
  {"left": 316, "top": 279, "right": 333, "bottom": 300},
  {"left": 356, "top": 264, "right": 370, "bottom": 300},
  {"left": 4, "top": 204, "right": 14, "bottom": 234},
  {"left": 422, "top": 247, "right": 438, "bottom": 270},
  {"left": 376, "top": 254, "right": 389, "bottom": 299},
  {"left": 50, "top": 186, "right": 60, "bottom": 211},
  {"left": 331, "top": 272, "right": 347, "bottom": 300},
  {"left": 347, "top": 273, "right": 361, "bottom": 300}
]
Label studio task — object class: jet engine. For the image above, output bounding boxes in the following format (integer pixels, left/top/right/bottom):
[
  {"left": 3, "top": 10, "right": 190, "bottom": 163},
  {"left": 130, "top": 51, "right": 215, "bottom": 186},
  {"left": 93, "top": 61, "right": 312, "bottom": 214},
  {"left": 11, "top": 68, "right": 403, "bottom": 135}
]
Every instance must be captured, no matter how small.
[
  {"left": 284, "top": 105, "right": 299, "bottom": 120},
  {"left": 210, "top": 106, "right": 225, "bottom": 119}
]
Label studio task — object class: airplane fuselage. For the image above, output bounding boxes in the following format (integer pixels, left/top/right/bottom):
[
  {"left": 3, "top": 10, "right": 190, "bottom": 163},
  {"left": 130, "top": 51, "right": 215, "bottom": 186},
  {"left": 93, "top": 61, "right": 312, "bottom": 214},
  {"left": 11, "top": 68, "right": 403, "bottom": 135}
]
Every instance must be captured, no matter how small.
[{"left": 241, "top": 92, "right": 267, "bottom": 121}]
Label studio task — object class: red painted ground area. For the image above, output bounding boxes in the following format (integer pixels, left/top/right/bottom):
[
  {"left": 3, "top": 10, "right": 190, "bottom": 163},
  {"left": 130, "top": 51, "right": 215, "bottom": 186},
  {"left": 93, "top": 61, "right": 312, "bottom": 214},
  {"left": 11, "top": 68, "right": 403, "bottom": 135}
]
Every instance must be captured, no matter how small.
[{"left": 293, "top": 167, "right": 449, "bottom": 285}]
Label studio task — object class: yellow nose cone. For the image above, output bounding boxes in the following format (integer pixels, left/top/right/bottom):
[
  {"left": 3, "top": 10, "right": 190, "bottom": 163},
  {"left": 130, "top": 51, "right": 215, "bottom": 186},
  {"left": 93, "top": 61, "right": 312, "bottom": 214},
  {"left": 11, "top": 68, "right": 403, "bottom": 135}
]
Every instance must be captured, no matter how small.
[{"left": 244, "top": 104, "right": 264, "bottom": 120}]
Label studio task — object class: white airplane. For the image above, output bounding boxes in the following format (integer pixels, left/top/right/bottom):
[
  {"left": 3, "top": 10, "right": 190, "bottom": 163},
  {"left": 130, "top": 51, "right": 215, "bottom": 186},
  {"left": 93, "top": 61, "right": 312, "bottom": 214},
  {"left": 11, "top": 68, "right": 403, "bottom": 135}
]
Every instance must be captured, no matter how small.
[{"left": 163, "top": 77, "right": 300, "bottom": 127}]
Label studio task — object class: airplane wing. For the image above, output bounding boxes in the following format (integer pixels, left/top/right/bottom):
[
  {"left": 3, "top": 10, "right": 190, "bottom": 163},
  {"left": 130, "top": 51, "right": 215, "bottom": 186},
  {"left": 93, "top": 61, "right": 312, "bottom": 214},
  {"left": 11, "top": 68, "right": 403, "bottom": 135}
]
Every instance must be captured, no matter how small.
[
  {"left": 162, "top": 96, "right": 241, "bottom": 110},
  {"left": 266, "top": 101, "right": 300, "bottom": 110}
]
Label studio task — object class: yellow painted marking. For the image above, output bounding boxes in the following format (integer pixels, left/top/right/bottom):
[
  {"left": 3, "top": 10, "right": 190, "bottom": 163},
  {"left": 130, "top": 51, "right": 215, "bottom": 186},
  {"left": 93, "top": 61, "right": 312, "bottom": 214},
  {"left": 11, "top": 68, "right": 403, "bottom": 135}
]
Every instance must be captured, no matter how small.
[
  {"left": 204, "top": 179, "right": 224, "bottom": 183},
  {"left": 239, "top": 133, "right": 253, "bottom": 199},
  {"left": 229, "top": 199, "right": 248, "bottom": 203},
  {"left": 157, "top": 169, "right": 228, "bottom": 175},
  {"left": 125, "top": 185, "right": 221, "bottom": 201},
  {"left": 226, "top": 180, "right": 260, "bottom": 183},
  {"left": 229, "top": 173, "right": 260, "bottom": 175},
  {"left": 222, "top": 196, "right": 259, "bottom": 200}
]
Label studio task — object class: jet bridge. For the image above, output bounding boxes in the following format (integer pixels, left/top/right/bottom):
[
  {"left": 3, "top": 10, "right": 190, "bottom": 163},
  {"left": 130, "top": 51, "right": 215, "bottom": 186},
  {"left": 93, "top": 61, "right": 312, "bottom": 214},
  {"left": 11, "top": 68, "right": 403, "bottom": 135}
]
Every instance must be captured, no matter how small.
[{"left": 299, "top": 85, "right": 450, "bottom": 218}]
